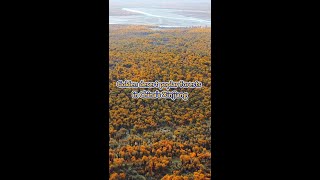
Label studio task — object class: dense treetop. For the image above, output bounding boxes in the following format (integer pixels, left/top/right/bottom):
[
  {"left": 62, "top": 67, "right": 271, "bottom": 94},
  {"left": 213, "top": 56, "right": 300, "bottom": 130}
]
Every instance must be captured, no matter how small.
[{"left": 109, "top": 25, "right": 211, "bottom": 180}]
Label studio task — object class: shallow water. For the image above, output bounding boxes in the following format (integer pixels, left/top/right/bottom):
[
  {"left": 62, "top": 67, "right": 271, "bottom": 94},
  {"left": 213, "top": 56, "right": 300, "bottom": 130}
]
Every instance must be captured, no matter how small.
[{"left": 109, "top": 8, "right": 211, "bottom": 27}]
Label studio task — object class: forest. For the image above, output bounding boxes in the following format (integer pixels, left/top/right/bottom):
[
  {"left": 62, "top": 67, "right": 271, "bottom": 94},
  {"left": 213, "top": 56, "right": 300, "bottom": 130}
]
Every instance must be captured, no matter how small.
[{"left": 109, "top": 25, "right": 211, "bottom": 180}]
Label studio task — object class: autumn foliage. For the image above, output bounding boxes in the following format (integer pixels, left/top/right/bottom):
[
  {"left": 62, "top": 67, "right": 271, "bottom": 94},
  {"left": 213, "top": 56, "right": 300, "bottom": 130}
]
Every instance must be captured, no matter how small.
[{"left": 109, "top": 25, "right": 211, "bottom": 179}]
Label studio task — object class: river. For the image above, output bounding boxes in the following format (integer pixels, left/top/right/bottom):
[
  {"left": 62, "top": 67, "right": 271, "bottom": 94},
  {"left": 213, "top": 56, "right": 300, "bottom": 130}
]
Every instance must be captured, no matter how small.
[{"left": 109, "top": 8, "right": 211, "bottom": 27}]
